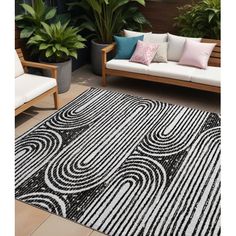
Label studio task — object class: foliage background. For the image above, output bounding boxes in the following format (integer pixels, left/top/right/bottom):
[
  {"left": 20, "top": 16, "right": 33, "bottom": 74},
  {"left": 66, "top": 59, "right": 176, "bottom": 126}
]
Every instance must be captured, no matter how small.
[{"left": 174, "top": 0, "right": 221, "bottom": 39}]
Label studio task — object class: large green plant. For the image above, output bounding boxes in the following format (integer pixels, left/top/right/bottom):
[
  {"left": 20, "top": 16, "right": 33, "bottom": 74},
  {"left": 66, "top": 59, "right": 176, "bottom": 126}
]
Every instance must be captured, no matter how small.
[
  {"left": 15, "top": 0, "right": 57, "bottom": 39},
  {"left": 174, "top": 0, "right": 221, "bottom": 39},
  {"left": 68, "top": 0, "right": 151, "bottom": 44},
  {"left": 27, "top": 21, "right": 86, "bottom": 63}
]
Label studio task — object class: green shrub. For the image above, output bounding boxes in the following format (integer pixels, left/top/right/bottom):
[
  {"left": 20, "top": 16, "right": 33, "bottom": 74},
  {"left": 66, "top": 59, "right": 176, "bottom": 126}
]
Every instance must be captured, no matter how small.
[
  {"left": 174, "top": 0, "right": 221, "bottom": 39},
  {"left": 27, "top": 21, "right": 86, "bottom": 63}
]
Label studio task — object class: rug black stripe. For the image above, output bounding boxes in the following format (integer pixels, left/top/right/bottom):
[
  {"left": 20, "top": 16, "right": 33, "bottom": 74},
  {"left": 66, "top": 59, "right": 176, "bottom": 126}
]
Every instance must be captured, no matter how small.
[{"left": 15, "top": 88, "right": 220, "bottom": 236}]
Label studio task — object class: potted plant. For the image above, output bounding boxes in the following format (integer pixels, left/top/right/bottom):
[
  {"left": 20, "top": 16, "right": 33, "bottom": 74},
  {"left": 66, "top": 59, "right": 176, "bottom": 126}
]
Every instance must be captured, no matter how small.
[
  {"left": 15, "top": 0, "right": 57, "bottom": 39},
  {"left": 15, "top": 0, "right": 70, "bottom": 60},
  {"left": 15, "top": 0, "right": 57, "bottom": 60},
  {"left": 68, "top": 0, "right": 151, "bottom": 75},
  {"left": 27, "top": 21, "right": 86, "bottom": 93},
  {"left": 174, "top": 0, "right": 221, "bottom": 39}
]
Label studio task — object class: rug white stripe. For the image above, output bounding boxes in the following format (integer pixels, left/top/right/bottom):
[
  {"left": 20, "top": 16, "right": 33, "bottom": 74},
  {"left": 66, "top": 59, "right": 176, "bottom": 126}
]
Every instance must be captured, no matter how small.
[{"left": 15, "top": 88, "right": 221, "bottom": 236}]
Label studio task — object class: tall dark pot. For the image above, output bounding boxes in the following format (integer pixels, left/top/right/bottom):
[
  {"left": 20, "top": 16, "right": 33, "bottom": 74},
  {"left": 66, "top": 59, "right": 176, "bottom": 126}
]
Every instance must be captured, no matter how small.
[
  {"left": 43, "top": 59, "right": 72, "bottom": 94},
  {"left": 91, "top": 39, "right": 109, "bottom": 75}
]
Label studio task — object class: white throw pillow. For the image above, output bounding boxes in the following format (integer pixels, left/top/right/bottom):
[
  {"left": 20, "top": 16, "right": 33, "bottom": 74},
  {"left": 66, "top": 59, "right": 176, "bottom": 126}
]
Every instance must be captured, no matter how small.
[
  {"left": 167, "top": 33, "right": 202, "bottom": 61},
  {"left": 15, "top": 50, "right": 24, "bottom": 78},
  {"left": 152, "top": 42, "right": 168, "bottom": 63},
  {"left": 144, "top": 33, "right": 168, "bottom": 43},
  {"left": 124, "top": 29, "right": 152, "bottom": 39}
]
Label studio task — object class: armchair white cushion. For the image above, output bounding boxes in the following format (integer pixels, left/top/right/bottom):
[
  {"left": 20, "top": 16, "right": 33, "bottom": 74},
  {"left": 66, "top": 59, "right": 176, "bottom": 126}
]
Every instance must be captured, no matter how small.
[
  {"left": 15, "top": 74, "right": 57, "bottom": 108},
  {"left": 15, "top": 96, "right": 25, "bottom": 109},
  {"left": 15, "top": 51, "right": 24, "bottom": 78},
  {"left": 15, "top": 49, "right": 59, "bottom": 114}
]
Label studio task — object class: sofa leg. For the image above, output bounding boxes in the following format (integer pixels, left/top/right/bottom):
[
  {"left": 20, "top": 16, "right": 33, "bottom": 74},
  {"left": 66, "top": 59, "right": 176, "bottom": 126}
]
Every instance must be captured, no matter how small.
[
  {"left": 53, "top": 91, "right": 59, "bottom": 109},
  {"left": 102, "top": 73, "right": 107, "bottom": 87}
]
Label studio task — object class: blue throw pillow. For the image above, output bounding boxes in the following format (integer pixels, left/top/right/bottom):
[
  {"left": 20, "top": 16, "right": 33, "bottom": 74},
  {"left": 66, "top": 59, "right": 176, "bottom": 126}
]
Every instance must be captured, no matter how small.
[{"left": 114, "top": 35, "right": 144, "bottom": 59}]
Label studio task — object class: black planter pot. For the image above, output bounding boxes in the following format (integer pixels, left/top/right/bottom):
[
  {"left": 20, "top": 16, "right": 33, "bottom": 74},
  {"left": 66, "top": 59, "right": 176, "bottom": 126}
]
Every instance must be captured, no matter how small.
[
  {"left": 91, "top": 39, "right": 109, "bottom": 76},
  {"left": 43, "top": 59, "right": 72, "bottom": 94}
]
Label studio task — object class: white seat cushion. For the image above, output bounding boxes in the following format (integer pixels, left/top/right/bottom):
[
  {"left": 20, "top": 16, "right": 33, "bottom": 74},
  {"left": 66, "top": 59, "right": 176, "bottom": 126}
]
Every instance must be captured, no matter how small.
[
  {"left": 148, "top": 61, "right": 196, "bottom": 81},
  {"left": 106, "top": 59, "right": 221, "bottom": 87},
  {"left": 15, "top": 50, "right": 24, "bottom": 78},
  {"left": 191, "top": 66, "right": 221, "bottom": 87},
  {"left": 15, "top": 95, "right": 25, "bottom": 109},
  {"left": 106, "top": 59, "right": 149, "bottom": 75},
  {"left": 15, "top": 73, "right": 57, "bottom": 105}
]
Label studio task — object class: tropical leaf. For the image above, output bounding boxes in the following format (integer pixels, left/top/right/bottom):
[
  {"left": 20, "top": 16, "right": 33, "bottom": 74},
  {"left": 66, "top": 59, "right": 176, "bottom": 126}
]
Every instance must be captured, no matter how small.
[
  {"left": 39, "top": 43, "right": 52, "bottom": 50},
  {"left": 75, "top": 42, "right": 86, "bottom": 48},
  {"left": 86, "top": 0, "right": 102, "bottom": 14},
  {"left": 208, "top": 12, "right": 215, "bottom": 22},
  {"left": 52, "top": 46, "right": 57, "bottom": 53},
  {"left": 69, "top": 51, "right": 78, "bottom": 59},
  {"left": 41, "top": 22, "right": 52, "bottom": 37},
  {"left": 59, "top": 46, "right": 70, "bottom": 55},
  {"left": 20, "top": 27, "right": 35, "bottom": 38},
  {"left": 67, "top": 1, "right": 90, "bottom": 11},
  {"left": 15, "top": 14, "right": 24, "bottom": 21},
  {"left": 77, "top": 35, "right": 87, "bottom": 41},
  {"left": 53, "top": 13, "right": 71, "bottom": 25},
  {"left": 34, "top": 0, "right": 45, "bottom": 17},
  {"left": 109, "top": 0, "right": 129, "bottom": 12},
  {"left": 46, "top": 48, "right": 54, "bottom": 57},
  {"left": 68, "top": 0, "right": 151, "bottom": 43},
  {"left": 45, "top": 8, "right": 56, "bottom": 20},
  {"left": 32, "top": 34, "right": 44, "bottom": 41},
  {"left": 132, "top": 0, "right": 145, "bottom": 6},
  {"left": 133, "top": 12, "right": 149, "bottom": 24},
  {"left": 78, "top": 21, "right": 96, "bottom": 32},
  {"left": 20, "top": 3, "right": 35, "bottom": 18}
]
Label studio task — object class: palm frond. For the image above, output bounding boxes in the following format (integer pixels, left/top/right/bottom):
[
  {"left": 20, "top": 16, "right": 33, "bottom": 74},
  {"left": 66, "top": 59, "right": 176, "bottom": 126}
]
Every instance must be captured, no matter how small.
[{"left": 67, "top": 0, "right": 151, "bottom": 44}]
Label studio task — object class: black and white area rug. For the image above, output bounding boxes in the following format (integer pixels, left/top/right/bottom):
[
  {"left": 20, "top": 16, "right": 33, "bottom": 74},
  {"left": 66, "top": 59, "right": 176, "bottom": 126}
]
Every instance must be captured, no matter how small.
[{"left": 15, "top": 88, "right": 221, "bottom": 236}]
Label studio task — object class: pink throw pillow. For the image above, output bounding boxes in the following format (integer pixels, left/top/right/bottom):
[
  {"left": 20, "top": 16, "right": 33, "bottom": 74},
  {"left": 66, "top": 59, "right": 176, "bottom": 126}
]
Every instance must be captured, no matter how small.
[
  {"left": 130, "top": 40, "right": 158, "bottom": 65},
  {"left": 179, "top": 39, "right": 216, "bottom": 69}
]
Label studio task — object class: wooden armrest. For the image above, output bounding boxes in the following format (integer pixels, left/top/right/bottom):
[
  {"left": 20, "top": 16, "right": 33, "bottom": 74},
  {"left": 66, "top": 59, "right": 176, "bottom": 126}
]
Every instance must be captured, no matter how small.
[
  {"left": 21, "top": 60, "right": 58, "bottom": 79},
  {"left": 102, "top": 43, "right": 116, "bottom": 68},
  {"left": 102, "top": 43, "right": 116, "bottom": 54},
  {"left": 21, "top": 60, "right": 57, "bottom": 70}
]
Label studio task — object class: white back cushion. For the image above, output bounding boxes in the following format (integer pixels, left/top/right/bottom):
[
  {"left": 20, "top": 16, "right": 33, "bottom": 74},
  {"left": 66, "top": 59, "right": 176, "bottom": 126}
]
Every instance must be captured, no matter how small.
[
  {"left": 167, "top": 33, "right": 201, "bottom": 61},
  {"left": 15, "top": 50, "right": 24, "bottom": 78},
  {"left": 124, "top": 29, "right": 152, "bottom": 38},
  {"left": 144, "top": 33, "right": 168, "bottom": 43},
  {"left": 152, "top": 42, "right": 168, "bottom": 63}
]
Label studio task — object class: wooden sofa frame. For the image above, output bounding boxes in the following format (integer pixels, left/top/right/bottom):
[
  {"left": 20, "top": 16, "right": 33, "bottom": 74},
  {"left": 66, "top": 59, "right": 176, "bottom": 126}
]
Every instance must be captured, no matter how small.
[
  {"left": 102, "top": 39, "right": 221, "bottom": 93},
  {"left": 15, "top": 49, "right": 60, "bottom": 116}
]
